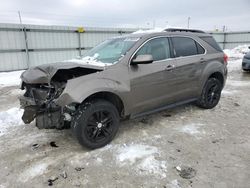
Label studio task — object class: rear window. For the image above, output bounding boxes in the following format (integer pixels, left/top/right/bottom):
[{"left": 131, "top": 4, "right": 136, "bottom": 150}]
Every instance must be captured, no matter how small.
[
  {"left": 199, "top": 36, "right": 222, "bottom": 52},
  {"left": 171, "top": 37, "right": 205, "bottom": 57}
]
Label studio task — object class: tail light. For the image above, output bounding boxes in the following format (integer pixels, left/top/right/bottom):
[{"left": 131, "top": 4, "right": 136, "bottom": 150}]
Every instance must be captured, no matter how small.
[{"left": 223, "top": 53, "right": 228, "bottom": 65}]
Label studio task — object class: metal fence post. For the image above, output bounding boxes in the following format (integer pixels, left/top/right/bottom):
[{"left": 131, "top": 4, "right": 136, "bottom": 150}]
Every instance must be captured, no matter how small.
[
  {"left": 78, "top": 32, "right": 81, "bottom": 56},
  {"left": 23, "top": 27, "right": 30, "bottom": 68},
  {"left": 223, "top": 32, "right": 226, "bottom": 49}
]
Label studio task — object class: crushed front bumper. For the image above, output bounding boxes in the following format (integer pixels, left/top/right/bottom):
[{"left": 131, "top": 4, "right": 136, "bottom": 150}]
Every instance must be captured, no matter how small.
[{"left": 19, "top": 95, "right": 64, "bottom": 129}]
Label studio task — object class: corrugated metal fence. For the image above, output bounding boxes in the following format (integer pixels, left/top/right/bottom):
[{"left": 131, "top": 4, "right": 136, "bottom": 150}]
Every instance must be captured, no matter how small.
[
  {"left": 0, "top": 23, "right": 136, "bottom": 71},
  {"left": 212, "top": 31, "right": 250, "bottom": 49},
  {"left": 1, "top": 23, "right": 250, "bottom": 72}
]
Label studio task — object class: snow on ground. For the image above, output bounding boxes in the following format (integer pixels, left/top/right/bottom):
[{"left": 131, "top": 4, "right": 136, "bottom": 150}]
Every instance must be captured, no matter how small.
[
  {"left": 0, "top": 107, "right": 24, "bottom": 136},
  {"left": 117, "top": 144, "right": 158, "bottom": 163},
  {"left": 224, "top": 45, "right": 250, "bottom": 72},
  {"left": 166, "top": 179, "right": 181, "bottom": 188},
  {"left": 0, "top": 70, "right": 24, "bottom": 87},
  {"left": 176, "top": 123, "right": 205, "bottom": 139},
  {"left": 221, "top": 89, "right": 239, "bottom": 96},
  {"left": 116, "top": 144, "right": 167, "bottom": 177},
  {"left": 226, "top": 80, "right": 250, "bottom": 87},
  {"left": 227, "top": 59, "right": 242, "bottom": 73},
  {"left": 224, "top": 44, "right": 250, "bottom": 59},
  {"left": 18, "top": 158, "right": 56, "bottom": 183},
  {"left": 137, "top": 155, "right": 167, "bottom": 177},
  {"left": 19, "top": 162, "right": 49, "bottom": 182}
]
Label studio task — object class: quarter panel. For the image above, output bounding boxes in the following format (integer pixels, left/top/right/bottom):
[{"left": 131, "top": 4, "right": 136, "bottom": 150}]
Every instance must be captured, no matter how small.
[{"left": 198, "top": 53, "right": 226, "bottom": 95}]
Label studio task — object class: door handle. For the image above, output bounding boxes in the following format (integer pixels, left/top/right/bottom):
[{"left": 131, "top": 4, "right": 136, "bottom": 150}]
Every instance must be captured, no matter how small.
[
  {"left": 165, "top": 64, "right": 175, "bottom": 71},
  {"left": 200, "top": 58, "right": 206, "bottom": 64}
]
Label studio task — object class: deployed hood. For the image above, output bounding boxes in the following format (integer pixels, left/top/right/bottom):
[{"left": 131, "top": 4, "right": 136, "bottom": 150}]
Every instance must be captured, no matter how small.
[{"left": 21, "top": 60, "right": 105, "bottom": 84}]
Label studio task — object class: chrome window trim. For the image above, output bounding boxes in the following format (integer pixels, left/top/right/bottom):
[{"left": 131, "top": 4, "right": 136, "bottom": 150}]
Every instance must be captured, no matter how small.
[
  {"left": 170, "top": 35, "right": 207, "bottom": 59},
  {"left": 129, "top": 35, "right": 207, "bottom": 65}
]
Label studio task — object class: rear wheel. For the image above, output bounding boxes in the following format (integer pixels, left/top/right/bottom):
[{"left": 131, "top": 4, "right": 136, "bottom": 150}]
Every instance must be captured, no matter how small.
[
  {"left": 197, "top": 77, "right": 222, "bottom": 109},
  {"left": 72, "top": 100, "right": 120, "bottom": 149}
]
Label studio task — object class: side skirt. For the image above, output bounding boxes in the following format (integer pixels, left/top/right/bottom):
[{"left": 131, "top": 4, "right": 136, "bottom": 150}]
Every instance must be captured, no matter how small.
[{"left": 130, "top": 98, "right": 197, "bottom": 119}]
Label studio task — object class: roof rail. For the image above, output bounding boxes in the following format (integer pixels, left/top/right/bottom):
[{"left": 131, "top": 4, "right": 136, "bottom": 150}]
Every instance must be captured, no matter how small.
[{"left": 164, "top": 28, "right": 206, "bottom": 33}]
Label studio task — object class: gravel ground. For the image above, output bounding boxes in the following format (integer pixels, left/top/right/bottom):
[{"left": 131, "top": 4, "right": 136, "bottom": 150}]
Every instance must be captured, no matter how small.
[{"left": 0, "top": 59, "right": 250, "bottom": 188}]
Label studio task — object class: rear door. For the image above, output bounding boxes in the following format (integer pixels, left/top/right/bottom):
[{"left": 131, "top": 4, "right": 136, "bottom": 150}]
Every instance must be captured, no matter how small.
[{"left": 169, "top": 36, "right": 206, "bottom": 100}]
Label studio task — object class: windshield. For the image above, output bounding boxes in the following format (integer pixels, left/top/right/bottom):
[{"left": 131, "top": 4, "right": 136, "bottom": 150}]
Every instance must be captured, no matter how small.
[{"left": 81, "top": 37, "right": 139, "bottom": 64}]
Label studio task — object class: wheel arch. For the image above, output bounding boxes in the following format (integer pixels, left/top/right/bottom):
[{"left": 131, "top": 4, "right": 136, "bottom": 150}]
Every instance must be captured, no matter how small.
[
  {"left": 83, "top": 91, "right": 125, "bottom": 118},
  {"left": 208, "top": 71, "right": 224, "bottom": 86},
  {"left": 198, "top": 70, "right": 225, "bottom": 97}
]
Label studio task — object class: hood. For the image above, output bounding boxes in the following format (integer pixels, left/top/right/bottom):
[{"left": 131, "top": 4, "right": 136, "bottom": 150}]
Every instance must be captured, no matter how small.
[{"left": 21, "top": 60, "right": 105, "bottom": 84}]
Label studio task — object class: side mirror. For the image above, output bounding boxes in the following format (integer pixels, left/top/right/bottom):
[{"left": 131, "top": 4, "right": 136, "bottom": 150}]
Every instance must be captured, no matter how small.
[
  {"left": 131, "top": 55, "right": 153, "bottom": 65},
  {"left": 248, "top": 46, "right": 250, "bottom": 49}
]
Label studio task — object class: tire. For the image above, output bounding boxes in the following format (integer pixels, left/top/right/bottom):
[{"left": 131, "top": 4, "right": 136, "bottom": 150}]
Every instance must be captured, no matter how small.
[
  {"left": 71, "top": 99, "right": 120, "bottom": 149},
  {"left": 197, "top": 77, "right": 222, "bottom": 109},
  {"left": 243, "top": 69, "right": 250, "bottom": 72}
]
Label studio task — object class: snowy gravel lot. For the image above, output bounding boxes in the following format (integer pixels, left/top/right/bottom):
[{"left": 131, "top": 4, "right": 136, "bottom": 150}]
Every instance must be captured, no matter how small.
[{"left": 0, "top": 46, "right": 250, "bottom": 188}]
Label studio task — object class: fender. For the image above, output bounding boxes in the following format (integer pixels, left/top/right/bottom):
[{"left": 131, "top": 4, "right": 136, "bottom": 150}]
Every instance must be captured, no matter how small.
[{"left": 56, "top": 77, "right": 131, "bottom": 115}]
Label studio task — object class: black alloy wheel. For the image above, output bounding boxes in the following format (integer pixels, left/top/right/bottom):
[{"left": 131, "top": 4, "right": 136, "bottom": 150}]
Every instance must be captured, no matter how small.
[
  {"left": 72, "top": 100, "right": 120, "bottom": 149},
  {"left": 197, "top": 77, "right": 222, "bottom": 109}
]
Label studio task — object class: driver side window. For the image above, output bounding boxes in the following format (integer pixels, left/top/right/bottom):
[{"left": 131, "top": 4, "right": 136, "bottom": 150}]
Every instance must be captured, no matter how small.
[{"left": 136, "top": 38, "right": 171, "bottom": 62}]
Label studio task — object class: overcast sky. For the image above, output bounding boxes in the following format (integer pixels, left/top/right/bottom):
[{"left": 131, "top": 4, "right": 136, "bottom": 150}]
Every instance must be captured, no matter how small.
[{"left": 0, "top": 0, "right": 250, "bottom": 31}]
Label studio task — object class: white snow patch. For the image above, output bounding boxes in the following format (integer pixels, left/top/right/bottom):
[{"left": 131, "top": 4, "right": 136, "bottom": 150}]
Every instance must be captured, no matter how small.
[
  {"left": 96, "top": 157, "right": 103, "bottom": 163},
  {"left": 224, "top": 45, "right": 250, "bottom": 72},
  {"left": 227, "top": 59, "right": 242, "bottom": 72},
  {"left": 176, "top": 123, "right": 205, "bottom": 138},
  {"left": 226, "top": 80, "right": 250, "bottom": 87},
  {"left": 19, "top": 162, "right": 50, "bottom": 182},
  {"left": 116, "top": 144, "right": 167, "bottom": 178},
  {"left": 137, "top": 155, "right": 167, "bottom": 178},
  {"left": 180, "top": 124, "right": 203, "bottom": 134},
  {"left": 0, "top": 70, "right": 24, "bottom": 87},
  {"left": 224, "top": 44, "right": 250, "bottom": 59},
  {"left": 154, "top": 135, "right": 162, "bottom": 139},
  {"left": 221, "top": 89, "right": 238, "bottom": 96},
  {"left": 9, "top": 88, "right": 25, "bottom": 96},
  {"left": 117, "top": 144, "right": 158, "bottom": 163},
  {"left": 0, "top": 107, "right": 24, "bottom": 136},
  {"left": 67, "top": 55, "right": 112, "bottom": 67},
  {"left": 167, "top": 179, "right": 181, "bottom": 188}
]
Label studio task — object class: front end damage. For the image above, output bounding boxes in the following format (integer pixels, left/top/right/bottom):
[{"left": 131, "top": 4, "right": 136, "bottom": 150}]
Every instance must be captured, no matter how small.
[
  {"left": 20, "top": 82, "right": 69, "bottom": 129},
  {"left": 19, "top": 62, "right": 103, "bottom": 129}
]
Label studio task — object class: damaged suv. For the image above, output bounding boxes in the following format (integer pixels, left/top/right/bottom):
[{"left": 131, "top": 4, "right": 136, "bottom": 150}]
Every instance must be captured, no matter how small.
[{"left": 20, "top": 28, "right": 227, "bottom": 149}]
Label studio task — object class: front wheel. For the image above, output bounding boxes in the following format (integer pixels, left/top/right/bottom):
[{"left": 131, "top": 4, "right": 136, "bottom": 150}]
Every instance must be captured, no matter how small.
[
  {"left": 197, "top": 78, "right": 222, "bottom": 109},
  {"left": 72, "top": 100, "right": 120, "bottom": 149}
]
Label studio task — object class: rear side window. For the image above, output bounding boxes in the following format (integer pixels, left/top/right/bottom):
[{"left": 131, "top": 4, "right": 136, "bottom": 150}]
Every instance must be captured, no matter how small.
[
  {"left": 136, "top": 38, "right": 171, "bottom": 61},
  {"left": 196, "top": 43, "right": 205, "bottom": 54},
  {"left": 199, "top": 36, "right": 222, "bottom": 52},
  {"left": 171, "top": 37, "right": 205, "bottom": 57}
]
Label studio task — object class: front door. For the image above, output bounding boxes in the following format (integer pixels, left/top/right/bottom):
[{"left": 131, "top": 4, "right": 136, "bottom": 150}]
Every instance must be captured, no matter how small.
[{"left": 129, "top": 37, "right": 176, "bottom": 115}]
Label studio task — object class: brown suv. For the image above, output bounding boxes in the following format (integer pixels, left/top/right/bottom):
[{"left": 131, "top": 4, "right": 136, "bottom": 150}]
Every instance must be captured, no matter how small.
[{"left": 20, "top": 28, "right": 228, "bottom": 149}]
